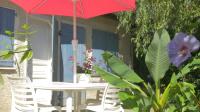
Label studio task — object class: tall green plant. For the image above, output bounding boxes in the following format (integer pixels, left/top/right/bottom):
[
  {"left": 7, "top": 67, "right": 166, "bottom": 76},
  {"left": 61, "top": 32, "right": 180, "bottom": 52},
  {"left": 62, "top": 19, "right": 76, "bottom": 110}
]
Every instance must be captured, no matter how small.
[
  {"left": 0, "top": 24, "right": 33, "bottom": 86},
  {"left": 95, "top": 30, "right": 200, "bottom": 111},
  {"left": 145, "top": 30, "right": 170, "bottom": 104}
]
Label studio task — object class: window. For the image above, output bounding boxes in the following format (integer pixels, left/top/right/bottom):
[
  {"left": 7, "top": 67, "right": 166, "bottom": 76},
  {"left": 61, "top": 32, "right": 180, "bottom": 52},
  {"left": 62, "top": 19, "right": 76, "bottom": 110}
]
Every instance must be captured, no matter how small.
[
  {"left": 60, "top": 23, "right": 86, "bottom": 82},
  {"left": 0, "top": 7, "right": 15, "bottom": 67},
  {"left": 92, "top": 29, "right": 119, "bottom": 70}
]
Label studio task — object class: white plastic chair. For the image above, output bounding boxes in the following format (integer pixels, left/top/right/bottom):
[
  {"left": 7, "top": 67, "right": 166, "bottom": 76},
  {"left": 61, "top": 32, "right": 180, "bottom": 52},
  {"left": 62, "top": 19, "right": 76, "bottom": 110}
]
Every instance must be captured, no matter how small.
[
  {"left": 8, "top": 76, "right": 61, "bottom": 112},
  {"left": 82, "top": 83, "right": 124, "bottom": 112},
  {"left": 85, "top": 75, "right": 104, "bottom": 104}
]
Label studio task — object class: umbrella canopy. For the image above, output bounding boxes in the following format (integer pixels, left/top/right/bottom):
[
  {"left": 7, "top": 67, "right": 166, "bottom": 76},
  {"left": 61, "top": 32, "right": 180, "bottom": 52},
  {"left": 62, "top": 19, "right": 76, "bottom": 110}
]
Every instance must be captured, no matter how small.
[
  {"left": 11, "top": 0, "right": 136, "bottom": 83},
  {"left": 11, "top": 0, "right": 135, "bottom": 19}
]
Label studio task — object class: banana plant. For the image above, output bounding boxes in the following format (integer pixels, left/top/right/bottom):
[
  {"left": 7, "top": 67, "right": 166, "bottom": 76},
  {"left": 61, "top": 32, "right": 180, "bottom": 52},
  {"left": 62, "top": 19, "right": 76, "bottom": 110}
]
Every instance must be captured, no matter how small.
[{"left": 94, "top": 29, "right": 200, "bottom": 111}]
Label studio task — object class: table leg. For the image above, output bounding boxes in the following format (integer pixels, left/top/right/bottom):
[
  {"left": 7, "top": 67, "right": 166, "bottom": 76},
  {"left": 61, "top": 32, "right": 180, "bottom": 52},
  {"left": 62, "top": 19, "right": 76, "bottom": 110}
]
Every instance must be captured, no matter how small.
[
  {"left": 74, "top": 91, "right": 80, "bottom": 112},
  {"left": 66, "top": 97, "right": 72, "bottom": 112}
]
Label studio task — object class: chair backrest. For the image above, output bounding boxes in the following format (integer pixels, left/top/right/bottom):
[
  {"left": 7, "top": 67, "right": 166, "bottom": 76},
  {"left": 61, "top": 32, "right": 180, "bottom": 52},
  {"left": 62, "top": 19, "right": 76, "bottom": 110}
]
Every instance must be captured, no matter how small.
[
  {"left": 32, "top": 59, "right": 50, "bottom": 80},
  {"left": 8, "top": 76, "right": 38, "bottom": 112},
  {"left": 101, "top": 84, "right": 123, "bottom": 111},
  {"left": 12, "top": 84, "right": 37, "bottom": 112},
  {"left": 7, "top": 76, "right": 31, "bottom": 85}
]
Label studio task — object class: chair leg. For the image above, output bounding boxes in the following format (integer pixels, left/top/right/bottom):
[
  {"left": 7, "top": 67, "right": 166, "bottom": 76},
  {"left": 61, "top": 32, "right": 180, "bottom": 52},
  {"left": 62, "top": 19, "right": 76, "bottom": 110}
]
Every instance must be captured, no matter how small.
[
  {"left": 66, "top": 97, "right": 72, "bottom": 112},
  {"left": 120, "top": 107, "right": 124, "bottom": 112},
  {"left": 58, "top": 109, "right": 61, "bottom": 112},
  {"left": 58, "top": 107, "right": 62, "bottom": 112}
]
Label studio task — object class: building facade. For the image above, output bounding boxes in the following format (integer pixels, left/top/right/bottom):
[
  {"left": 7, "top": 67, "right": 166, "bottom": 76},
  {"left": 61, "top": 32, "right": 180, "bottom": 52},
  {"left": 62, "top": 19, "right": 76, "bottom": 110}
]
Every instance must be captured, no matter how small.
[{"left": 0, "top": 0, "right": 132, "bottom": 110}]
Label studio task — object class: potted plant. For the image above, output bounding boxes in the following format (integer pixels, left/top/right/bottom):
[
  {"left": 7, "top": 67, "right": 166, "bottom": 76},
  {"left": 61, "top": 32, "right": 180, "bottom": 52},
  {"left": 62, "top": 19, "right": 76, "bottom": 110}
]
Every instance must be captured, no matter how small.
[{"left": 78, "top": 49, "right": 96, "bottom": 83}]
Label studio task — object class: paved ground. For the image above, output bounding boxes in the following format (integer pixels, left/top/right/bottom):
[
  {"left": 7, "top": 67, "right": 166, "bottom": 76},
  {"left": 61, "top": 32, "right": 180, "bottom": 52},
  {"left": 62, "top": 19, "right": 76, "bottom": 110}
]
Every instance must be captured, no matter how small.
[{"left": 0, "top": 75, "right": 11, "bottom": 112}]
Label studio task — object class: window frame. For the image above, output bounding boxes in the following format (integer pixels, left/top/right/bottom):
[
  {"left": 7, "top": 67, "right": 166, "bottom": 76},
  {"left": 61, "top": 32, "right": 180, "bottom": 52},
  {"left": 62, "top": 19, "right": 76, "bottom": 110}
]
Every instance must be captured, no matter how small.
[
  {"left": 0, "top": 7, "right": 16, "bottom": 68},
  {"left": 91, "top": 28, "right": 119, "bottom": 71}
]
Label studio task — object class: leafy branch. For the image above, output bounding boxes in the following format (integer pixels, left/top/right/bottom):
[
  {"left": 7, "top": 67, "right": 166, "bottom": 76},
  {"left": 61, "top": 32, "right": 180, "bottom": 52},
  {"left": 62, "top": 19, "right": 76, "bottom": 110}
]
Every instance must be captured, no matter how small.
[{"left": 0, "top": 24, "right": 34, "bottom": 85}]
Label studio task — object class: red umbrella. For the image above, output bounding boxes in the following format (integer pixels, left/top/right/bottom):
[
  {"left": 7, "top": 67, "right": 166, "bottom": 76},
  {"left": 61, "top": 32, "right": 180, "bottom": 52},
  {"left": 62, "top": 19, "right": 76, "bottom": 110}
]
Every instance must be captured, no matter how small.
[{"left": 11, "top": 0, "right": 136, "bottom": 83}]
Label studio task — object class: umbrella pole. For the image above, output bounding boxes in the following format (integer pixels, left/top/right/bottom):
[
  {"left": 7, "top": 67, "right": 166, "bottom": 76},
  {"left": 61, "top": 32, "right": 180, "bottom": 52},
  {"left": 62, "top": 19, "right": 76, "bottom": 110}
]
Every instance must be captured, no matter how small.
[
  {"left": 72, "top": 0, "right": 78, "bottom": 83},
  {"left": 51, "top": 15, "right": 55, "bottom": 80},
  {"left": 72, "top": 1, "right": 79, "bottom": 112}
]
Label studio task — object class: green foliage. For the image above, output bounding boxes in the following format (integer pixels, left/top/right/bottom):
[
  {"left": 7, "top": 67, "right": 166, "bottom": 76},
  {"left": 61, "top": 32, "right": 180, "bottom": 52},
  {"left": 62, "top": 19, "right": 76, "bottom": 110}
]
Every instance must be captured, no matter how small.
[
  {"left": 117, "top": 0, "right": 200, "bottom": 107},
  {"left": 165, "top": 82, "right": 200, "bottom": 112},
  {"left": 102, "top": 52, "right": 143, "bottom": 83},
  {"left": 117, "top": 0, "right": 200, "bottom": 57},
  {"left": 176, "top": 56, "right": 200, "bottom": 100},
  {"left": 95, "top": 30, "right": 200, "bottom": 111},
  {"left": 0, "top": 51, "right": 13, "bottom": 59},
  {"left": 0, "top": 23, "right": 33, "bottom": 61},
  {"left": 145, "top": 30, "right": 170, "bottom": 86},
  {"left": 177, "top": 58, "right": 200, "bottom": 79},
  {"left": 95, "top": 66, "right": 132, "bottom": 88},
  {"left": 5, "top": 30, "right": 13, "bottom": 36},
  {"left": 20, "top": 50, "right": 33, "bottom": 63},
  {"left": 0, "top": 24, "right": 33, "bottom": 86},
  {"left": 21, "top": 24, "right": 30, "bottom": 30},
  {"left": 160, "top": 74, "right": 177, "bottom": 108}
]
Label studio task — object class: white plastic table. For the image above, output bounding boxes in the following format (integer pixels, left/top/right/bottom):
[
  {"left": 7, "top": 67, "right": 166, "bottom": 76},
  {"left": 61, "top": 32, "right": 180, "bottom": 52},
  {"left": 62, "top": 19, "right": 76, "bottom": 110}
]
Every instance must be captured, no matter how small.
[{"left": 31, "top": 82, "right": 107, "bottom": 112}]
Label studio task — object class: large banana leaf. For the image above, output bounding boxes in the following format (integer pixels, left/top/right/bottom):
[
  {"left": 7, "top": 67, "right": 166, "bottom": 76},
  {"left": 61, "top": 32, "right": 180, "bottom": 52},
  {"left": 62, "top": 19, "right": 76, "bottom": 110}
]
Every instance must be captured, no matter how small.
[
  {"left": 94, "top": 66, "right": 147, "bottom": 96},
  {"left": 94, "top": 66, "right": 131, "bottom": 88},
  {"left": 102, "top": 52, "right": 143, "bottom": 83},
  {"left": 145, "top": 29, "right": 170, "bottom": 85},
  {"left": 160, "top": 73, "right": 177, "bottom": 107}
]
